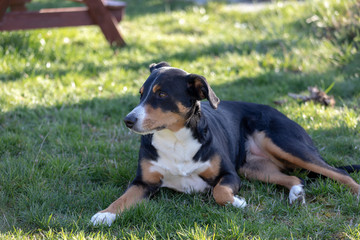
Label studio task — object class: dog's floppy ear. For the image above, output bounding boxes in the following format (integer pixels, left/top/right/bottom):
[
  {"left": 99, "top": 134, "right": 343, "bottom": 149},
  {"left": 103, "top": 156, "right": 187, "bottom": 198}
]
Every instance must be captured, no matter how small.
[
  {"left": 149, "top": 62, "right": 171, "bottom": 73},
  {"left": 187, "top": 74, "right": 220, "bottom": 109}
]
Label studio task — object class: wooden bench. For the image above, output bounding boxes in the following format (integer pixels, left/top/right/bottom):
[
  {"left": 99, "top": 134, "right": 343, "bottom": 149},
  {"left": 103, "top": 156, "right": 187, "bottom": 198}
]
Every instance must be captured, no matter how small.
[{"left": 0, "top": 0, "right": 126, "bottom": 46}]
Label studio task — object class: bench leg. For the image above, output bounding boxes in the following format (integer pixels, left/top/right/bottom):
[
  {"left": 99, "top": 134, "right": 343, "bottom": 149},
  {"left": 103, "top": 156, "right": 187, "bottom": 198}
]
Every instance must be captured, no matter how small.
[{"left": 84, "top": 0, "right": 125, "bottom": 47}]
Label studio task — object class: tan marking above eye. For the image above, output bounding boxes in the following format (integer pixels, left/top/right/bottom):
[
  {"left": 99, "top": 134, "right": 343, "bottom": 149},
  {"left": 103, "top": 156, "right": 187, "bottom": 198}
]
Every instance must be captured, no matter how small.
[
  {"left": 152, "top": 84, "right": 161, "bottom": 93},
  {"left": 139, "top": 86, "right": 144, "bottom": 95}
]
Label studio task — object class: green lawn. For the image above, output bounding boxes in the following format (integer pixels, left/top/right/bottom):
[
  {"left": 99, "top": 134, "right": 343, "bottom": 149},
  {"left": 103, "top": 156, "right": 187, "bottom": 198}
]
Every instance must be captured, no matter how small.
[{"left": 1, "top": 0, "right": 360, "bottom": 239}]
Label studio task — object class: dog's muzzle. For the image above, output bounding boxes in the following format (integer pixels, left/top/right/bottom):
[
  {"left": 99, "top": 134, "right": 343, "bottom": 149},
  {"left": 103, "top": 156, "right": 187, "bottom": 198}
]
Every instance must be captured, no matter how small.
[{"left": 123, "top": 104, "right": 147, "bottom": 133}]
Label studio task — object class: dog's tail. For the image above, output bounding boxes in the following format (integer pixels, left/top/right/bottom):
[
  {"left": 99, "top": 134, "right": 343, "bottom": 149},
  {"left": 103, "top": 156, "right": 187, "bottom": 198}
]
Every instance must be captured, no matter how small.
[
  {"left": 305, "top": 165, "right": 360, "bottom": 180},
  {"left": 337, "top": 165, "right": 360, "bottom": 173}
]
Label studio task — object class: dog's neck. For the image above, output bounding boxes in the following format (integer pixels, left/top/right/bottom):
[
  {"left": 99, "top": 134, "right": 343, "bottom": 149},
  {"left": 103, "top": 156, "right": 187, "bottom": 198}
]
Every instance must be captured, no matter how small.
[
  {"left": 153, "top": 127, "right": 196, "bottom": 144},
  {"left": 185, "top": 101, "right": 210, "bottom": 144},
  {"left": 151, "top": 101, "right": 212, "bottom": 162},
  {"left": 151, "top": 101, "right": 210, "bottom": 149}
]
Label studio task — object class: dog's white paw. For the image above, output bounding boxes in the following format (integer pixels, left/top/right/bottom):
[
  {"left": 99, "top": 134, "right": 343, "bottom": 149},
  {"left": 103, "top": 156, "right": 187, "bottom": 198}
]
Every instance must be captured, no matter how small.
[
  {"left": 289, "top": 184, "right": 305, "bottom": 205},
  {"left": 91, "top": 212, "right": 116, "bottom": 226},
  {"left": 232, "top": 196, "right": 247, "bottom": 208}
]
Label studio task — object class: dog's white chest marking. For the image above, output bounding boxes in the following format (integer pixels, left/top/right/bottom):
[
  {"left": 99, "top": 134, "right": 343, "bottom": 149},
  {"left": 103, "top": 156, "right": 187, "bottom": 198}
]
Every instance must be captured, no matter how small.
[{"left": 150, "top": 128, "right": 210, "bottom": 193}]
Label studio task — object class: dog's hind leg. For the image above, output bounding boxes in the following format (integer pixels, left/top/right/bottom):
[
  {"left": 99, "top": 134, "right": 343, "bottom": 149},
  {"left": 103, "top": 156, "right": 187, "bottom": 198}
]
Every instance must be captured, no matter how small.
[
  {"left": 254, "top": 131, "right": 360, "bottom": 195},
  {"left": 239, "top": 156, "right": 306, "bottom": 204}
]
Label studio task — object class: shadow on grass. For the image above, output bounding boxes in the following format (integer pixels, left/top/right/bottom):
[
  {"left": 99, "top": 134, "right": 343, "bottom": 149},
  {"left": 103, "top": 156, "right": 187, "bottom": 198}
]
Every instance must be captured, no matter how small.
[
  {"left": 106, "top": 37, "right": 308, "bottom": 77},
  {"left": 0, "top": 40, "right": 345, "bottom": 85},
  {"left": 0, "top": 35, "right": 293, "bottom": 82}
]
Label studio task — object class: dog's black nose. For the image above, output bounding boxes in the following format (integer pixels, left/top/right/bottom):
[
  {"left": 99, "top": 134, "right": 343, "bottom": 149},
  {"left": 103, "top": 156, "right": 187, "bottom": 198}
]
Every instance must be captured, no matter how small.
[{"left": 124, "top": 115, "right": 137, "bottom": 129}]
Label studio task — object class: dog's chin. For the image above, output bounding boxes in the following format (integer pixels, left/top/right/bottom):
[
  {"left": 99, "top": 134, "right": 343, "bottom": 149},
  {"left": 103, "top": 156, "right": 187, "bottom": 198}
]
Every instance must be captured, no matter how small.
[
  {"left": 129, "top": 126, "right": 166, "bottom": 135},
  {"left": 130, "top": 129, "right": 155, "bottom": 135}
]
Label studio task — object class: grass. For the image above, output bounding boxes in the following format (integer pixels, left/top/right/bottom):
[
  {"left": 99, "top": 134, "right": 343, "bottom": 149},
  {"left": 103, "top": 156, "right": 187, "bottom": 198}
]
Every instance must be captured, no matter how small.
[{"left": 1, "top": 0, "right": 360, "bottom": 238}]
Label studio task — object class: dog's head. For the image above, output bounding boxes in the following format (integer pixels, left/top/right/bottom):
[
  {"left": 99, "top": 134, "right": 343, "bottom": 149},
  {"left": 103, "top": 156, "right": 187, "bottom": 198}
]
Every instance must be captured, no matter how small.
[{"left": 124, "top": 62, "right": 220, "bottom": 134}]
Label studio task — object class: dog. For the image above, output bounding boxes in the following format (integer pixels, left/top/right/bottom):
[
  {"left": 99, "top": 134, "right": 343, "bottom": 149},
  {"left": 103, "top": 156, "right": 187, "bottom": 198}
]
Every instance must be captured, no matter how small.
[{"left": 91, "top": 62, "right": 360, "bottom": 226}]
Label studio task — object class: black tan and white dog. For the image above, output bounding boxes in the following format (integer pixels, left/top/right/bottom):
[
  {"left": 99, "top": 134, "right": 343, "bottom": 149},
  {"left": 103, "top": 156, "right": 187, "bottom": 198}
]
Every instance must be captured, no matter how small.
[{"left": 91, "top": 62, "right": 360, "bottom": 226}]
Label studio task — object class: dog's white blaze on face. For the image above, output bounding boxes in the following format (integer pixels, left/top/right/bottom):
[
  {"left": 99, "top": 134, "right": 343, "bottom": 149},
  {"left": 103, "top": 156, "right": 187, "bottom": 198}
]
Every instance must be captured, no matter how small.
[
  {"left": 126, "top": 104, "right": 149, "bottom": 134},
  {"left": 150, "top": 128, "right": 211, "bottom": 193}
]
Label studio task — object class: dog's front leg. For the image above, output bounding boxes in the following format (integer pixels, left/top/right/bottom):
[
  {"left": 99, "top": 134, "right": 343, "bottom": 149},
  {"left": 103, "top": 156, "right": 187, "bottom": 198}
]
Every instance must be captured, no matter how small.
[
  {"left": 91, "top": 159, "right": 163, "bottom": 226},
  {"left": 90, "top": 183, "right": 151, "bottom": 226},
  {"left": 213, "top": 174, "right": 247, "bottom": 208}
]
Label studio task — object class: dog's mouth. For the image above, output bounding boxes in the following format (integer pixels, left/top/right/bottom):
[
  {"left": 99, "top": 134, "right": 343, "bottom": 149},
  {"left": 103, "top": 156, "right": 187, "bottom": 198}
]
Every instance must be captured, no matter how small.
[
  {"left": 127, "top": 125, "right": 165, "bottom": 135},
  {"left": 129, "top": 128, "right": 155, "bottom": 135},
  {"left": 124, "top": 112, "right": 166, "bottom": 135}
]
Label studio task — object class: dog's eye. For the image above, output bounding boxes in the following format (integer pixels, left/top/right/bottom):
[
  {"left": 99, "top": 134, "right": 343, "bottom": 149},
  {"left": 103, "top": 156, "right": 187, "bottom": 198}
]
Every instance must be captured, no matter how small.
[{"left": 157, "top": 91, "right": 168, "bottom": 99}]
